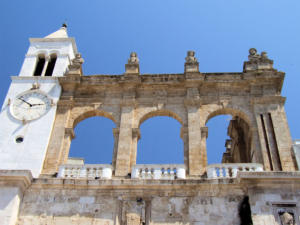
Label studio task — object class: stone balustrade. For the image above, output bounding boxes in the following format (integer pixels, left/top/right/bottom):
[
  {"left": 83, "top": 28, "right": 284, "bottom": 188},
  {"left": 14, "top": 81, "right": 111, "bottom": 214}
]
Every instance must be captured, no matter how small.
[
  {"left": 131, "top": 164, "right": 186, "bottom": 180},
  {"left": 207, "top": 163, "right": 263, "bottom": 179},
  {"left": 58, "top": 164, "right": 112, "bottom": 179}
]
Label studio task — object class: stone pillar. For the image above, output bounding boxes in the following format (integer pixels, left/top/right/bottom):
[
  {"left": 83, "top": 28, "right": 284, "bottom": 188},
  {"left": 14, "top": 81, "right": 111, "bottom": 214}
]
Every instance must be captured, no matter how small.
[
  {"left": 180, "top": 126, "right": 189, "bottom": 172},
  {"left": 255, "top": 113, "right": 273, "bottom": 171},
  {"left": 115, "top": 106, "right": 135, "bottom": 176},
  {"left": 41, "top": 55, "right": 50, "bottom": 76},
  {"left": 112, "top": 128, "right": 120, "bottom": 172},
  {"left": 254, "top": 103, "right": 296, "bottom": 171},
  {"left": 200, "top": 126, "right": 208, "bottom": 172},
  {"left": 268, "top": 109, "right": 295, "bottom": 171},
  {"left": 186, "top": 105, "right": 204, "bottom": 176},
  {"left": 130, "top": 128, "right": 140, "bottom": 169},
  {"left": 42, "top": 105, "right": 71, "bottom": 175},
  {"left": 61, "top": 127, "right": 75, "bottom": 164}
]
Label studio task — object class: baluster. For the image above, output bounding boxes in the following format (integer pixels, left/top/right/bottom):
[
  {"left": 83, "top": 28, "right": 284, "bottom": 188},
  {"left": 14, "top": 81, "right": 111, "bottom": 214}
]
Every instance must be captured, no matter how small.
[
  {"left": 170, "top": 168, "right": 175, "bottom": 180},
  {"left": 147, "top": 169, "right": 152, "bottom": 179},
  {"left": 141, "top": 169, "right": 146, "bottom": 179},
  {"left": 80, "top": 167, "right": 87, "bottom": 178},
  {"left": 95, "top": 168, "right": 101, "bottom": 178},
  {"left": 153, "top": 168, "right": 162, "bottom": 179},
  {"left": 231, "top": 166, "right": 237, "bottom": 177},
  {"left": 64, "top": 168, "right": 69, "bottom": 178},
  {"left": 219, "top": 167, "right": 224, "bottom": 178},
  {"left": 163, "top": 168, "right": 168, "bottom": 179},
  {"left": 225, "top": 167, "right": 230, "bottom": 178}
]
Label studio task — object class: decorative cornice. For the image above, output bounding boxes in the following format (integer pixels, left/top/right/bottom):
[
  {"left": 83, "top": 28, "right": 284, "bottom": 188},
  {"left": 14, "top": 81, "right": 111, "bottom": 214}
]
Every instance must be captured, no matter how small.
[{"left": 250, "top": 96, "right": 286, "bottom": 105}]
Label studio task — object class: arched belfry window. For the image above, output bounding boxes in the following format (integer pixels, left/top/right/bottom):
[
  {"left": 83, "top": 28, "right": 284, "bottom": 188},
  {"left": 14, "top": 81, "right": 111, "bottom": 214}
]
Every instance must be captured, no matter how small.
[
  {"left": 33, "top": 54, "right": 46, "bottom": 76},
  {"left": 45, "top": 54, "right": 57, "bottom": 76}
]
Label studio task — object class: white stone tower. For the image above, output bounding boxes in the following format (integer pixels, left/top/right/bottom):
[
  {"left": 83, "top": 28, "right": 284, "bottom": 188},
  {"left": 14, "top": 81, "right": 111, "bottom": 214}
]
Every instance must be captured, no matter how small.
[{"left": 0, "top": 25, "right": 78, "bottom": 177}]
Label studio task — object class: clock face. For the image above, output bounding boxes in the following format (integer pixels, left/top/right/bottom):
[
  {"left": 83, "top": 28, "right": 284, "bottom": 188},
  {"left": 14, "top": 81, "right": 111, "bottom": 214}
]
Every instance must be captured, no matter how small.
[{"left": 11, "top": 91, "right": 52, "bottom": 121}]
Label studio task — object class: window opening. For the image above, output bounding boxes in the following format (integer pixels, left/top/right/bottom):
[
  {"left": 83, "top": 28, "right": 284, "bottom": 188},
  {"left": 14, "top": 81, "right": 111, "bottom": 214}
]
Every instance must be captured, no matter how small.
[
  {"left": 206, "top": 115, "right": 232, "bottom": 164},
  {"left": 206, "top": 114, "right": 252, "bottom": 164},
  {"left": 33, "top": 55, "right": 46, "bottom": 76},
  {"left": 137, "top": 116, "right": 183, "bottom": 164},
  {"left": 45, "top": 54, "right": 57, "bottom": 76},
  {"left": 69, "top": 116, "right": 115, "bottom": 164}
]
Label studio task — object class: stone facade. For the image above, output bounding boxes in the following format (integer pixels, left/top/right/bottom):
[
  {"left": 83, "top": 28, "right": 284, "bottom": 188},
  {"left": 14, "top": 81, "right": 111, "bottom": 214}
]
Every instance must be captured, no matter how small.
[{"left": 0, "top": 27, "right": 300, "bottom": 225}]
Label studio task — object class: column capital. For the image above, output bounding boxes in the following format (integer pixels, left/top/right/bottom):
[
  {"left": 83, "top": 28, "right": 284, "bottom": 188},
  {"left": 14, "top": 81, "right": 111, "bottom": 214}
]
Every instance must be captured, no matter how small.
[
  {"left": 64, "top": 127, "right": 75, "bottom": 139},
  {"left": 113, "top": 128, "right": 120, "bottom": 137},
  {"left": 180, "top": 126, "right": 188, "bottom": 139},
  {"left": 132, "top": 128, "right": 141, "bottom": 140},
  {"left": 201, "top": 126, "right": 208, "bottom": 139}
]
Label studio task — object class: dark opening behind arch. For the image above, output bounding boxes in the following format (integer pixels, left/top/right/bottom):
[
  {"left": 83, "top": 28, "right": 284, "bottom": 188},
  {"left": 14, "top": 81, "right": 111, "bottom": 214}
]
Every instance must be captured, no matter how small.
[{"left": 33, "top": 55, "right": 46, "bottom": 76}]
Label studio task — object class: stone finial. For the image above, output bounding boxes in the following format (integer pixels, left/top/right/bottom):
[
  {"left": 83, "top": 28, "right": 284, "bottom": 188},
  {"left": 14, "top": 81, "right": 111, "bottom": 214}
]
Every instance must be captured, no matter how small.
[
  {"left": 243, "top": 48, "right": 274, "bottom": 72},
  {"left": 185, "top": 51, "right": 198, "bottom": 63},
  {"left": 125, "top": 52, "right": 140, "bottom": 75},
  {"left": 184, "top": 50, "right": 199, "bottom": 73},
  {"left": 66, "top": 53, "right": 84, "bottom": 76},
  {"left": 128, "top": 52, "right": 139, "bottom": 64}
]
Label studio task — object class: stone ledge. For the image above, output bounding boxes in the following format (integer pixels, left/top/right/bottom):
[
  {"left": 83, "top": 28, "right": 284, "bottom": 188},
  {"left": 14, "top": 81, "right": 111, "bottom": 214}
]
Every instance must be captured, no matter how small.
[
  {"left": 0, "top": 170, "right": 33, "bottom": 191},
  {"left": 237, "top": 171, "right": 300, "bottom": 185}
]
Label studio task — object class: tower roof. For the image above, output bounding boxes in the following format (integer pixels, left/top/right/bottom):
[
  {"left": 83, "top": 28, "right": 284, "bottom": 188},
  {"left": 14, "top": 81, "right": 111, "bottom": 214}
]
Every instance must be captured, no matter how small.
[{"left": 44, "top": 25, "right": 68, "bottom": 38}]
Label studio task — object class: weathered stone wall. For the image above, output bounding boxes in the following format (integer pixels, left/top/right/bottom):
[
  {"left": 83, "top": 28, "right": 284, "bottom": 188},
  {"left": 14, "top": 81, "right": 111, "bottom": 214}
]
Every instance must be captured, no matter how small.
[
  {"left": 17, "top": 179, "right": 245, "bottom": 225},
  {"left": 15, "top": 172, "right": 300, "bottom": 225}
]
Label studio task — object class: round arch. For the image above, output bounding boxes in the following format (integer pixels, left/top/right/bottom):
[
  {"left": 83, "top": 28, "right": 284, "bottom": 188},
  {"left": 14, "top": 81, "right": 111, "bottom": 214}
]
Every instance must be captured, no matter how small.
[
  {"left": 205, "top": 107, "right": 253, "bottom": 164},
  {"left": 72, "top": 110, "right": 116, "bottom": 129},
  {"left": 205, "top": 107, "right": 252, "bottom": 127},
  {"left": 138, "top": 109, "right": 183, "bottom": 128}
]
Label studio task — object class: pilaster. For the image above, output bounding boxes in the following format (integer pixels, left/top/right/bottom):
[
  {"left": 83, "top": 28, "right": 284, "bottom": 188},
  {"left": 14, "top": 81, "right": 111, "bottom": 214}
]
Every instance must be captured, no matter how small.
[
  {"left": 115, "top": 89, "right": 137, "bottom": 176},
  {"left": 180, "top": 126, "right": 189, "bottom": 172},
  {"left": 131, "top": 128, "right": 141, "bottom": 169},
  {"left": 185, "top": 103, "right": 204, "bottom": 176},
  {"left": 42, "top": 104, "right": 72, "bottom": 175}
]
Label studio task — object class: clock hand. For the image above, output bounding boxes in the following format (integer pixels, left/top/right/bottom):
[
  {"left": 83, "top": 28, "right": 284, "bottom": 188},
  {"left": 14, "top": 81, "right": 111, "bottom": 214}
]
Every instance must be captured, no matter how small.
[
  {"left": 18, "top": 97, "right": 33, "bottom": 107},
  {"left": 31, "top": 103, "right": 44, "bottom": 106}
]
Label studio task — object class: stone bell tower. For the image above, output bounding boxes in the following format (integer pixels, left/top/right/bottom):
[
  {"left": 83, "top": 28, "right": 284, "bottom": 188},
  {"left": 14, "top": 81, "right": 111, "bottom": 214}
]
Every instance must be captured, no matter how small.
[{"left": 0, "top": 25, "right": 78, "bottom": 177}]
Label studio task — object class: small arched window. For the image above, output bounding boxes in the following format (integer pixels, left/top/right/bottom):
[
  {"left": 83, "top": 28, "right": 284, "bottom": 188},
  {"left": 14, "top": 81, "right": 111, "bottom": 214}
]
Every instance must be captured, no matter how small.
[
  {"left": 33, "top": 54, "right": 46, "bottom": 76},
  {"left": 45, "top": 54, "right": 57, "bottom": 76}
]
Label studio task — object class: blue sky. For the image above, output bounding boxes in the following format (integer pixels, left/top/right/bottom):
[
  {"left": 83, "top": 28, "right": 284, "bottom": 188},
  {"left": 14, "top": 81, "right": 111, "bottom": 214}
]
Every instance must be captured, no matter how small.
[{"left": 1, "top": 1, "right": 300, "bottom": 165}]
